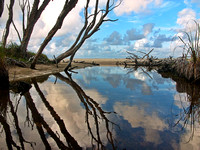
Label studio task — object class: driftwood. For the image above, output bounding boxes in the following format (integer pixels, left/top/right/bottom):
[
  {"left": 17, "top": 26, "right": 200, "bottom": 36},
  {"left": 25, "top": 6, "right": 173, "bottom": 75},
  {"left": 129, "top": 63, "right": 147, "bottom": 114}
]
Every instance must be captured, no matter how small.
[
  {"left": 126, "top": 49, "right": 156, "bottom": 67},
  {"left": 73, "top": 60, "right": 99, "bottom": 66},
  {"left": 6, "top": 58, "right": 27, "bottom": 68},
  {"left": 127, "top": 49, "right": 154, "bottom": 59},
  {"left": 126, "top": 48, "right": 200, "bottom": 82}
]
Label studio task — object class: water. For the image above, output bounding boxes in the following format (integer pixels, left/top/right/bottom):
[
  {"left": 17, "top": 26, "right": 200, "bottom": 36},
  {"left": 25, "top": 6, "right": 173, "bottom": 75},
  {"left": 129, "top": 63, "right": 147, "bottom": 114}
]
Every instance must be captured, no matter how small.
[{"left": 1, "top": 66, "right": 200, "bottom": 150}]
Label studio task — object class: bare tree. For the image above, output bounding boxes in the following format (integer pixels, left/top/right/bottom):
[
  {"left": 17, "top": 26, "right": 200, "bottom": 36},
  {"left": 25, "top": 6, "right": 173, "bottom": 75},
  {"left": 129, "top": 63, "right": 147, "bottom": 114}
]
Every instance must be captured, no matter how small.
[
  {"left": 59, "top": 0, "right": 121, "bottom": 71},
  {"left": 2, "top": 0, "right": 15, "bottom": 47},
  {"left": 31, "top": 0, "right": 121, "bottom": 69},
  {"left": 30, "top": 0, "right": 79, "bottom": 69},
  {"left": 1, "top": 0, "right": 120, "bottom": 70},
  {"left": 20, "top": 0, "right": 52, "bottom": 55},
  {"left": 0, "top": 0, "right": 4, "bottom": 17},
  {"left": 19, "top": 0, "right": 30, "bottom": 37},
  {"left": 1, "top": 0, "right": 52, "bottom": 54}
]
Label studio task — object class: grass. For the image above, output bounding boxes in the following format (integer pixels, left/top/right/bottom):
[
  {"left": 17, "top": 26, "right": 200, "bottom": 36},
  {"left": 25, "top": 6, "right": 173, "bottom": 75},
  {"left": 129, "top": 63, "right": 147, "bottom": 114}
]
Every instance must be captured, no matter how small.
[
  {"left": 178, "top": 20, "right": 200, "bottom": 80},
  {"left": 178, "top": 20, "right": 200, "bottom": 64},
  {"left": 0, "top": 42, "right": 50, "bottom": 64}
]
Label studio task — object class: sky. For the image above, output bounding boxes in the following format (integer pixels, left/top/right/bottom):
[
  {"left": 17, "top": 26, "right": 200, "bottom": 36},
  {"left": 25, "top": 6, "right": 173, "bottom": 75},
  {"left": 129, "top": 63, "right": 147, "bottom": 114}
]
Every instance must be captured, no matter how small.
[{"left": 0, "top": 0, "right": 200, "bottom": 59}]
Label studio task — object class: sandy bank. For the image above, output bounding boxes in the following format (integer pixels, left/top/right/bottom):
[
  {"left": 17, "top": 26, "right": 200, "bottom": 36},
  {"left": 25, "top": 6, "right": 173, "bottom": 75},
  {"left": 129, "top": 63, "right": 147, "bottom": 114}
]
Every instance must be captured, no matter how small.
[{"left": 8, "top": 58, "right": 128, "bottom": 82}]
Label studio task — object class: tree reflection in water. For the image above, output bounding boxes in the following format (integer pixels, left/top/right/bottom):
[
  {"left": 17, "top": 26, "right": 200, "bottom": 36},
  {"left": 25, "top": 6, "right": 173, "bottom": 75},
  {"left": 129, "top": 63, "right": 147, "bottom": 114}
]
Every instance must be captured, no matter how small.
[
  {"left": 173, "top": 79, "right": 200, "bottom": 142},
  {"left": 158, "top": 70, "right": 200, "bottom": 142},
  {"left": 54, "top": 71, "right": 118, "bottom": 150},
  {"left": 0, "top": 71, "right": 117, "bottom": 150}
]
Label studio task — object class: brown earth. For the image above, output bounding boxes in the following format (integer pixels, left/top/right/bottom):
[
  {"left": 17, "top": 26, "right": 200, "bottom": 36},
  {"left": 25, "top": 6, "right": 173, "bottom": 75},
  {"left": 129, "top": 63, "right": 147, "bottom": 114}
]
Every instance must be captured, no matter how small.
[{"left": 8, "top": 58, "right": 128, "bottom": 82}]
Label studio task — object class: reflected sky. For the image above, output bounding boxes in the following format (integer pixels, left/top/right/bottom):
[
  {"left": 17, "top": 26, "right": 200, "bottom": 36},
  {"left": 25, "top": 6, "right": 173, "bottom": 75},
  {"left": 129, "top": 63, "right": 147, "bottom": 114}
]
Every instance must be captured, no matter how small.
[
  {"left": 68, "top": 66, "right": 200, "bottom": 149},
  {"left": 1, "top": 66, "right": 200, "bottom": 149}
]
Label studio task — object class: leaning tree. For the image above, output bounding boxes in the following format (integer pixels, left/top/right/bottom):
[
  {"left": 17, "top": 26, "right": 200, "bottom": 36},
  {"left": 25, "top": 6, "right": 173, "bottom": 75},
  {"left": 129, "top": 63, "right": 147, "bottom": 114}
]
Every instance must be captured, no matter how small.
[
  {"left": 1, "top": 0, "right": 121, "bottom": 69},
  {"left": 1, "top": 0, "right": 14, "bottom": 48},
  {"left": 30, "top": 0, "right": 121, "bottom": 69},
  {"left": 1, "top": 0, "right": 54, "bottom": 53},
  {"left": 30, "top": 0, "right": 79, "bottom": 69}
]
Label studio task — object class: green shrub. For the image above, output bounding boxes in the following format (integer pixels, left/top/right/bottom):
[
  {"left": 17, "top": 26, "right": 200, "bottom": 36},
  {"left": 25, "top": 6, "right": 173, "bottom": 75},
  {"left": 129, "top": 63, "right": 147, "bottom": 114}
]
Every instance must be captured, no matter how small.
[
  {"left": 26, "top": 51, "right": 51, "bottom": 63},
  {"left": 0, "top": 43, "right": 50, "bottom": 63}
]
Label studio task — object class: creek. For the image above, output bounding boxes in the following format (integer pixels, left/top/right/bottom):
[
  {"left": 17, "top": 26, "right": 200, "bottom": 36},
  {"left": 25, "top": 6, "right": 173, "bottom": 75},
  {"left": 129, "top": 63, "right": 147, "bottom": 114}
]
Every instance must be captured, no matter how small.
[{"left": 1, "top": 66, "right": 200, "bottom": 150}]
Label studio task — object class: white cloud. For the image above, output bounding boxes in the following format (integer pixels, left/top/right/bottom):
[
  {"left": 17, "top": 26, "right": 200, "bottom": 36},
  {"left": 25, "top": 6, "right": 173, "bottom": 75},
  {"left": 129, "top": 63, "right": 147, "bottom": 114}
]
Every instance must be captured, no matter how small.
[
  {"left": 32, "top": 0, "right": 84, "bottom": 39},
  {"left": 170, "top": 8, "right": 200, "bottom": 57},
  {"left": 114, "top": 0, "right": 163, "bottom": 15},
  {"left": 0, "top": 0, "right": 85, "bottom": 52},
  {"left": 134, "top": 38, "right": 149, "bottom": 50},
  {"left": 176, "top": 8, "right": 197, "bottom": 29}
]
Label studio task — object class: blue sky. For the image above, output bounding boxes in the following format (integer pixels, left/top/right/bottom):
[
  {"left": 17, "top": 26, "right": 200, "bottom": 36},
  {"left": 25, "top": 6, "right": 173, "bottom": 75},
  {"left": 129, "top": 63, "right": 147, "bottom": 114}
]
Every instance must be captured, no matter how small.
[{"left": 0, "top": 0, "right": 200, "bottom": 59}]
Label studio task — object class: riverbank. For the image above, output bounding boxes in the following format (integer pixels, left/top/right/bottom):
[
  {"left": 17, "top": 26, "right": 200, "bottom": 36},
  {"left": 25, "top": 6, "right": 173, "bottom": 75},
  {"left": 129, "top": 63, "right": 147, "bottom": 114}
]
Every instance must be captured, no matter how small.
[
  {"left": 8, "top": 58, "right": 128, "bottom": 82},
  {"left": 8, "top": 58, "right": 200, "bottom": 83}
]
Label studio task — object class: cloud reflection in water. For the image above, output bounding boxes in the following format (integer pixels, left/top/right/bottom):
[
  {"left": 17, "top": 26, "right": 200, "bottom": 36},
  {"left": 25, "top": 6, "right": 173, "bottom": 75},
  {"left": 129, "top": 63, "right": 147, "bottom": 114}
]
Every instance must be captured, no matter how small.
[{"left": 1, "top": 66, "right": 200, "bottom": 149}]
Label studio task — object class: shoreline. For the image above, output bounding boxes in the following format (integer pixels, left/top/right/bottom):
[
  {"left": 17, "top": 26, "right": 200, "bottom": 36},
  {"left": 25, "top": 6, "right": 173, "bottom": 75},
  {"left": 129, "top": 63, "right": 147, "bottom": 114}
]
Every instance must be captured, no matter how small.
[
  {"left": 9, "top": 57, "right": 200, "bottom": 83},
  {"left": 8, "top": 58, "right": 128, "bottom": 82}
]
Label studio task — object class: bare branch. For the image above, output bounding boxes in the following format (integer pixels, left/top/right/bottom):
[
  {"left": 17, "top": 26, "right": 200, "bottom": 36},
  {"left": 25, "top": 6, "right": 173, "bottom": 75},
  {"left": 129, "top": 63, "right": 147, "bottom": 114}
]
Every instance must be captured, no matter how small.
[
  {"left": 20, "top": 0, "right": 51, "bottom": 55},
  {"left": 19, "top": 0, "right": 29, "bottom": 35},
  {"left": 30, "top": 0, "right": 79, "bottom": 69},
  {"left": 55, "top": 0, "right": 121, "bottom": 70},
  {"left": 141, "top": 48, "right": 154, "bottom": 59},
  {"left": 12, "top": 20, "right": 22, "bottom": 43}
]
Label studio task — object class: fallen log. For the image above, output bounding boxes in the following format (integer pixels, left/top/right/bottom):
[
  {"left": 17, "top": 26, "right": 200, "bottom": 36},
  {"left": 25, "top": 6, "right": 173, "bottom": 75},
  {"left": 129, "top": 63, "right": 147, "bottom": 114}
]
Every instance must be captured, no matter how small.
[{"left": 6, "top": 58, "right": 27, "bottom": 68}]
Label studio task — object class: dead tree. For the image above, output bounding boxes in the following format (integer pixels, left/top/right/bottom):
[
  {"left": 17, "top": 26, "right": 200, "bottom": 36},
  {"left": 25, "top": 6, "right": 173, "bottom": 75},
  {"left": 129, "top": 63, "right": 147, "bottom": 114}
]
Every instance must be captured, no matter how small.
[
  {"left": 31, "top": 0, "right": 121, "bottom": 69},
  {"left": 30, "top": 0, "right": 78, "bottom": 69},
  {"left": 19, "top": 0, "right": 30, "bottom": 37},
  {"left": 2, "top": 0, "right": 15, "bottom": 47},
  {"left": 126, "top": 48, "right": 155, "bottom": 66},
  {"left": 140, "top": 48, "right": 154, "bottom": 59},
  {"left": 58, "top": 0, "right": 121, "bottom": 71},
  {"left": 20, "top": 0, "right": 52, "bottom": 55}
]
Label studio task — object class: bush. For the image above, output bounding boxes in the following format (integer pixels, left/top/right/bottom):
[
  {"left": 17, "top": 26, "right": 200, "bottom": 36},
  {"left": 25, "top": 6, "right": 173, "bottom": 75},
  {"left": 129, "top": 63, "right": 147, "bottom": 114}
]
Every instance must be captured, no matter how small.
[
  {"left": 0, "top": 43, "right": 50, "bottom": 64},
  {"left": 26, "top": 51, "right": 51, "bottom": 64}
]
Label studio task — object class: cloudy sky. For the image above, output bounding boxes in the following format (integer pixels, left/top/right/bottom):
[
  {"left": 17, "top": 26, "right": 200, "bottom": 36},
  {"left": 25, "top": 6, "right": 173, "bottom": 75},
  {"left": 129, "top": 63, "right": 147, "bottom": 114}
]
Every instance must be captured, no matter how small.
[{"left": 0, "top": 0, "right": 200, "bottom": 59}]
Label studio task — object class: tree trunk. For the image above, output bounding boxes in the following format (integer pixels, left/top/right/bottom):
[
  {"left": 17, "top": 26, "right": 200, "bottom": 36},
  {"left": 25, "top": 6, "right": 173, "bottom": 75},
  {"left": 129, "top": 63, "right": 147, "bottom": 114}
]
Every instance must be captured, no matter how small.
[
  {"left": 0, "top": 0, "right": 4, "bottom": 17},
  {"left": 2, "top": 0, "right": 14, "bottom": 47},
  {"left": 20, "top": 0, "right": 51, "bottom": 55},
  {"left": 53, "top": 0, "right": 120, "bottom": 70},
  {"left": 55, "top": 42, "right": 84, "bottom": 64},
  {"left": 30, "top": 0, "right": 78, "bottom": 69}
]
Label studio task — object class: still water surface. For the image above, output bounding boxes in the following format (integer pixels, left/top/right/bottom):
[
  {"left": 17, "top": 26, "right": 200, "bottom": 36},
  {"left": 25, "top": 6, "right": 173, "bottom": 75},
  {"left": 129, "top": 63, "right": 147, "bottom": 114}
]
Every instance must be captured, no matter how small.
[{"left": 1, "top": 66, "right": 200, "bottom": 149}]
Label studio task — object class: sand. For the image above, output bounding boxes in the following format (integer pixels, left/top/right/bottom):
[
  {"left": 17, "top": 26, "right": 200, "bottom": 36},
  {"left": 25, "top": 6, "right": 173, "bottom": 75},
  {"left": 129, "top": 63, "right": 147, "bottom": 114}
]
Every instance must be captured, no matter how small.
[{"left": 8, "top": 58, "right": 129, "bottom": 82}]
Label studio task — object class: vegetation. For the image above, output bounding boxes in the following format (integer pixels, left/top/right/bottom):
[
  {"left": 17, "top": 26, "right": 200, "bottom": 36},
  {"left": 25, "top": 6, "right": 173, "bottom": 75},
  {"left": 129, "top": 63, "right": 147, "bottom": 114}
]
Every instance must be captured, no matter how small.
[
  {"left": 178, "top": 21, "right": 200, "bottom": 63},
  {"left": 178, "top": 20, "right": 200, "bottom": 80},
  {"left": 0, "top": 43, "right": 50, "bottom": 64},
  {"left": 1, "top": 0, "right": 120, "bottom": 69}
]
